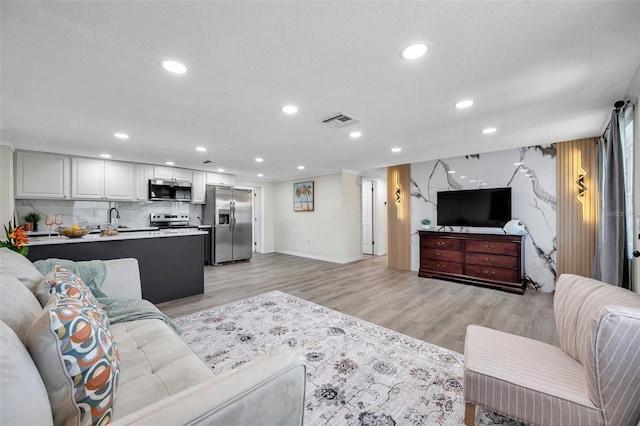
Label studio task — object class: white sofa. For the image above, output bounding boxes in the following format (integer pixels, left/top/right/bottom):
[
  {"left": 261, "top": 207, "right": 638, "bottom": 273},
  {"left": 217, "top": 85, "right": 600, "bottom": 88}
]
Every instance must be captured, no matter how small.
[{"left": 0, "top": 248, "right": 307, "bottom": 425}]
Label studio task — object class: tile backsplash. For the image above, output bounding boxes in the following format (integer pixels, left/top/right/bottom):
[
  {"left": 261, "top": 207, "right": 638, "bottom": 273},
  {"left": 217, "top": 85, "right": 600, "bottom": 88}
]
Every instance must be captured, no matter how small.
[{"left": 15, "top": 199, "right": 203, "bottom": 229}]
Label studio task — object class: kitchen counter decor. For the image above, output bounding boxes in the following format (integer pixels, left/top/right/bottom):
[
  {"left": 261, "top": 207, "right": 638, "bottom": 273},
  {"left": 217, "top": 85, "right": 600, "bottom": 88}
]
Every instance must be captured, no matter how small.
[{"left": 58, "top": 226, "right": 92, "bottom": 238}]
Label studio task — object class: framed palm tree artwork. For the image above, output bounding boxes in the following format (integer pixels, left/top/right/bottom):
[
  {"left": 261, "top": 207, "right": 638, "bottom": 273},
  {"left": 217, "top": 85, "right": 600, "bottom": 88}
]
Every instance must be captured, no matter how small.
[{"left": 293, "top": 181, "right": 314, "bottom": 211}]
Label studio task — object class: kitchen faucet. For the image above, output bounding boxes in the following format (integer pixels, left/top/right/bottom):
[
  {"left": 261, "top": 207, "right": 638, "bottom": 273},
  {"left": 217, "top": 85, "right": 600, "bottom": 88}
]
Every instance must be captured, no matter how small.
[{"left": 108, "top": 207, "right": 120, "bottom": 226}]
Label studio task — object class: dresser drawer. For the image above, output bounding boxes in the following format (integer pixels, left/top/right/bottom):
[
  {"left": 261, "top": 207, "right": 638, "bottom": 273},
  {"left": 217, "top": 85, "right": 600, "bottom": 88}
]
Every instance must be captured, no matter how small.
[
  {"left": 421, "top": 248, "right": 463, "bottom": 263},
  {"left": 421, "top": 259, "right": 463, "bottom": 274},
  {"left": 465, "top": 252, "right": 518, "bottom": 269},
  {"left": 465, "top": 264, "right": 519, "bottom": 282},
  {"left": 466, "top": 240, "right": 518, "bottom": 255},
  {"left": 421, "top": 237, "right": 463, "bottom": 251}
]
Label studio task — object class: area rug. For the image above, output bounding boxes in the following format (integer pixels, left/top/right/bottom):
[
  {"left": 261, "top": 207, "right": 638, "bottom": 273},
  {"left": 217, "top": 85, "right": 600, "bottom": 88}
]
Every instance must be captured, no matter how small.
[{"left": 176, "top": 291, "right": 522, "bottom": 425}]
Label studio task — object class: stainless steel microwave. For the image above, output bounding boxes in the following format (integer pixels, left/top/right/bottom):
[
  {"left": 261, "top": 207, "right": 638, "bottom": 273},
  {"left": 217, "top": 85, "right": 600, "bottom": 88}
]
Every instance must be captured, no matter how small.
[{"left": 148, "top": 179, "right": 192, "bottom": 201}]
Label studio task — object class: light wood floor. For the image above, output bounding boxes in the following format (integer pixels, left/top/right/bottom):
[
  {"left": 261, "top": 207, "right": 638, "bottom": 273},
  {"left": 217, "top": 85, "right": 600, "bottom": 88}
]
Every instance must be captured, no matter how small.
[{"left": 158, "top": 253, "right": 559, "bottom": 353}]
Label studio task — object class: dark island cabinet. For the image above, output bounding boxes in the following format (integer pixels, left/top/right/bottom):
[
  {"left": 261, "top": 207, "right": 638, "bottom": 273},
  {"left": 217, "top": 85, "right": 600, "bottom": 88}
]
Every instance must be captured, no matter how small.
[
  {"left": 418, "top": 231, "right": 525, "bottom": 294},
  {"left": 27, "top": 234, "right": 205, "bottom": 304}
]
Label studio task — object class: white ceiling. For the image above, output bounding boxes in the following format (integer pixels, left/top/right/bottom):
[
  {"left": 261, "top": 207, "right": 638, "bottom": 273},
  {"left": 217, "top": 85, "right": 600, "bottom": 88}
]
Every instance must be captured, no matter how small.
[{"left": 2, "top": 1, "right": 639, "bottom": 181}]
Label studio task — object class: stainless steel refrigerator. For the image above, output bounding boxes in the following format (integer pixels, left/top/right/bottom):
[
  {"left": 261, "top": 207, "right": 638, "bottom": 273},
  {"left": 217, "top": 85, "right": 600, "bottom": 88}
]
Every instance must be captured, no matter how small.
[{"left": 203, "top": 187, "right": 253, "bottom": 264}]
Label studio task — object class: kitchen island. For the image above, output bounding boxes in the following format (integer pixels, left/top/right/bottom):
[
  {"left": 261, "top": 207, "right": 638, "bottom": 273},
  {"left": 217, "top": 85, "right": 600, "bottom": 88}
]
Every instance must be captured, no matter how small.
[{"left": 26, "top": 229, "right": 207, "bottom": 304}]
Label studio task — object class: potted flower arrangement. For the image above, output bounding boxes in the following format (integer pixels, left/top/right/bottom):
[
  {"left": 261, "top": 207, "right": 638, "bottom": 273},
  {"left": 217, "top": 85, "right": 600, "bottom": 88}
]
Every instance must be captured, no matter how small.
[
  {"left": 1, "top": 220, "right": 29, "bottom": 256},
  {"left": 23, "top": 211, "right": 43, "bottom": 232},
  {"left": 421, "top": 218, "right": 431, "bottom": 230}
]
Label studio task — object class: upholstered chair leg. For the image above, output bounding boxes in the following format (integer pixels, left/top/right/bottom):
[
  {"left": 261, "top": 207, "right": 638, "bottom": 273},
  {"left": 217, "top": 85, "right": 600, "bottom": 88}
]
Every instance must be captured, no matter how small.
[{"left": 464, "top": 402, "right": 476, "bottom": 426}]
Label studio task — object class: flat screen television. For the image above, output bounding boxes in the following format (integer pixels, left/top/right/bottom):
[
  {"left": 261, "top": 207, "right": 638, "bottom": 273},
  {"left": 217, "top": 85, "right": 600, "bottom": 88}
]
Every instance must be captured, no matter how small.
[{"left": 437, "top": 187, "right": 512, "bottom": 228}]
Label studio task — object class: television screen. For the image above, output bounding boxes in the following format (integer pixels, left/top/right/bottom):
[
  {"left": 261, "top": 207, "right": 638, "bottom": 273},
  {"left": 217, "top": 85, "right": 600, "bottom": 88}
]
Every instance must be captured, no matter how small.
[{"left": 436, "top": 187, "right": 512, "bottom": 227}]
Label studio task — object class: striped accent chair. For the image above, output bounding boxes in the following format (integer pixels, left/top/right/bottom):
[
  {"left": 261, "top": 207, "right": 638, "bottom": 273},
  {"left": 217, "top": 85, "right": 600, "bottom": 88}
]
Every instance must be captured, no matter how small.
[{"left": 463, "top": 274, "right": 640, "bottom": 426}]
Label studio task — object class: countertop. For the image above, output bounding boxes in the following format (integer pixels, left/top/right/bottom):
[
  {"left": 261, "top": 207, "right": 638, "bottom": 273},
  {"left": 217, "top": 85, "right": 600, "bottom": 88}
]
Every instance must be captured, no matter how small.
[
  {"left": 26, "top": 229, "right": 208, "bottom": 246},
  {"left": 26, "top": 226, "right": 160, "bottom": 237}
]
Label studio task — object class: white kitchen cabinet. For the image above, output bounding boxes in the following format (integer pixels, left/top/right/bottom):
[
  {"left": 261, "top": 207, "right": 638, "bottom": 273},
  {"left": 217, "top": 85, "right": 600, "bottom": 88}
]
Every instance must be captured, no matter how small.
[
  {"left": 71, "top": 157, "right": 104, "bottom": 199},
  {"left": 104, "top": 161, "right": 134, "bottom": 200},
  {"left": 173, "top": 168, "right": 192, "bottom": 181},
  {"left": 71, "top": 157, "right": 134, "bottom": 200},
  {"left": 206, "top": 172, "right": 235, "bottom": 186},
  {"left": 153, "top": 165, "right": 174, "bottom": 180},
  {"left": 15, "top": 151, "right": 71, "bottom": 199},
  {"left": 134, "top": 164, "right": 154, "bottom": 201},
  {"left": 153, "top": 166, "right": 192, "bottom": 182},
  {"left": 191, "top": 171, "right": 206, "bottom": 203}
]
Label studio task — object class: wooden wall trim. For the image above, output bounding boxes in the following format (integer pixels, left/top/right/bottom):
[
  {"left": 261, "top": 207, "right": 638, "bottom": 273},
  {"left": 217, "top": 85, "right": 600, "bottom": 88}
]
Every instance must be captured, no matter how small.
[
  {"left": 556, "top": 138, "right": 598, "bottom": 278},
  {"left": 387, "top": 164, "right": 411, "bottom": 270}
]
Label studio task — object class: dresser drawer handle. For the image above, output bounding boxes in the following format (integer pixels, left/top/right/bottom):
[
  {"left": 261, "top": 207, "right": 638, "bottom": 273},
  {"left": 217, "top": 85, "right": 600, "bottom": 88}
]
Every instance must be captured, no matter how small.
[
  {"left": 483, "top": 270, "right": 495, "bottom": 276},
  {"left": 484, "top": 244, "right": 495, "bottom": 250},
  {"left": 437, "top": 263, "right": 446, "bottom": 269},
  {"left": 484, "top": 257, "right": 495, "bottom": 263},
  {"left": 437, "top": 252, "right": 446, "bottom": 257},
  {"left": 436, "top": 242, "right": 445, "bottom": 247}
]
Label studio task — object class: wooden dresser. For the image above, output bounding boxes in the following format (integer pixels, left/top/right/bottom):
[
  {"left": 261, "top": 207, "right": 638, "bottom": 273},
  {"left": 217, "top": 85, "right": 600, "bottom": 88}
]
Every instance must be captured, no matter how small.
[{"left": 418, "top": 231, "right": 525, "bottom": 294}]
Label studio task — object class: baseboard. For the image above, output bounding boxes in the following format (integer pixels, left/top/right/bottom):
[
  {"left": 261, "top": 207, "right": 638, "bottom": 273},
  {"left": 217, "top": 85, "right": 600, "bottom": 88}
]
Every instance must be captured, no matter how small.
[{"left": 276, "top": 250, "right": 363, "bottom": 264}]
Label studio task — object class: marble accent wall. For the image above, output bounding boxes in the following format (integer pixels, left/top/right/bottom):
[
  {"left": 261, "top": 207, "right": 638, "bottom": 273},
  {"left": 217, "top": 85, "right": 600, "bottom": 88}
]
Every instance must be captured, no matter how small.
[
  {"left": 411, "top": 144, "right": 557, "bottom": 292},
  {"left": 15, "top": 199, "right": 203, "bottom": 229}
]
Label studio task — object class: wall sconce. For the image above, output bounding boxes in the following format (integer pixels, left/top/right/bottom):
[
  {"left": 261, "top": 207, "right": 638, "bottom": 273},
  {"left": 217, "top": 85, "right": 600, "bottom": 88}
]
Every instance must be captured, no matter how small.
[
  {"left": 394, "top": 170, "right": 402, "bottom": 219},
  {"left": 575, "top": 150, "right": 588, "bottom": 221}
]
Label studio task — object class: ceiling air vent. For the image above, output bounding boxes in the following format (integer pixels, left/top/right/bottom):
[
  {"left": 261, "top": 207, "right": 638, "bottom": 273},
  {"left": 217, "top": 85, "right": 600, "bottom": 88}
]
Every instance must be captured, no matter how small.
[
  {"left": 202, "top": 160, "right": 215, "bottom": 164},
  {"left": 318, "top": 112, "right": 359, "bottom": 129}
]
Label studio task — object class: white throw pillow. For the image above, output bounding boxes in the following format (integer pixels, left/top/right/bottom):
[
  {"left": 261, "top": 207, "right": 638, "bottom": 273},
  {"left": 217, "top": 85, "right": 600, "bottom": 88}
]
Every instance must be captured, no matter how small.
[
  {"left": 0, "top": 320, "right": 53, "bottom": 426},
  {"left": 0, "top": 247, "right": 44, "bottom": 291},
  {"left": 0, "top": 272, "right": 43, "bottom": 341}
]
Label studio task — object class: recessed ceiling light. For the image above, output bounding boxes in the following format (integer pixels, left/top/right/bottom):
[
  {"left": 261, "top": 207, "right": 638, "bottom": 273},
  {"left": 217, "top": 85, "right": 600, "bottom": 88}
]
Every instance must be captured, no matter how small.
[
  {"left": 480, "top": 183, "right": 487, "bottom": 186},
  {"left": 519, "top": 169, "right": 529, "bottom": 173},
  {"left": 255, "top": 157, "right": 264, "bottom": 162},
  {"left": 217, "top": 168, "right": 225, "bottom": 172},
  {"left": 100, "top": 153, "right": 111, "bottom": 158},
  {"left": 161, "top": 60, "right": 188, "bottom": 74},
  {"left": 391, "top": 147, "right": 402, "bottom": 153},
  {"left": 400, "top": 43, "right": 429, "bottom": 60},
  {"left": 469, "top": 180, "right": 477, "bottom": 183},
  {"left": 454, "top": 100, "right": 474, "bottom": 109},
  {"left": 482, "top": 127, "right": 497, "bottom": 134},
  {"left": 447, "top": 170, "right": 456, "bottom": 174},
  {"left": 114, "top": 132, "right": 129, "bottom": 140},
  {"left": 166, "top": 161, "right": 175, "bottom": 166},
  {"left": 460, "top": 176, "right": 466, "bottom": 179},
  {"left": 297, "top": 165, "right": 305, "bottom": 170},
  {"left": 349, "top": 131, "right": 362, "bottom": 138},
  {"left": 257, "top": 173, "right": 264, "bottom": 177},
  {"left": 513, "top": 162, "right": 523, "bottom": 166},
  {"left": 282, "top": 105, "right": 298, "bottom": 114},
  {"left": 195, "top": 147, "right": 207, "bottom": 152}
]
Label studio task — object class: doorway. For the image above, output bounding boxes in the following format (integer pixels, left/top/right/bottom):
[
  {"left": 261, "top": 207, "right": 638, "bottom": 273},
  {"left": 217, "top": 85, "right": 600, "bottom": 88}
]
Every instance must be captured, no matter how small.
[
  {"left": 253, "top": 187, "right": 263, "bottom": 253},
  {"left": 362, "top": 181, "right": 374, "bottom": 255},
  {"left": 361, "top": 178, "right": 387, "bottom": 256}
]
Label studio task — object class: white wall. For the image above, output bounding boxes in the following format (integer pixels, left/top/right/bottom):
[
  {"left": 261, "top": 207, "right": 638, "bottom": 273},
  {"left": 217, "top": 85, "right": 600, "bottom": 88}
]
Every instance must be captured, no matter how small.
[
  {"left": 274, "top": 172, "right": 362, "bottom": 263},
  {"left": 341, "top": 171, "right": 362, "bottom": 260},
  {"left": 235, "top": 178, "right": 276, "bottom": 253},
  {"left": 0, "top": 144, "right": 15, "bottom": 238}
]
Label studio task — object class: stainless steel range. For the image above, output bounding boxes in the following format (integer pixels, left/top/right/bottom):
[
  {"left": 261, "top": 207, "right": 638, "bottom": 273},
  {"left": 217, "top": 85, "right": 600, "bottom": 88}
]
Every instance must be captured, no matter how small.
[{"left": 150, "top": 213, "right": 196, "bottom": 229}]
